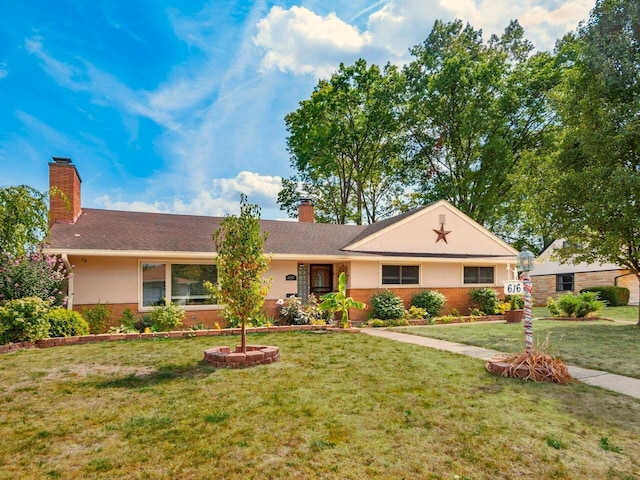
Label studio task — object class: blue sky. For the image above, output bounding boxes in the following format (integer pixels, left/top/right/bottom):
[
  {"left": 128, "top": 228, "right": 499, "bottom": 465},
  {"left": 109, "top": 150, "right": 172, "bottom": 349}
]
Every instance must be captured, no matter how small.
[{"left": 0, "top": 0, "right": 593, "bottom": 220}]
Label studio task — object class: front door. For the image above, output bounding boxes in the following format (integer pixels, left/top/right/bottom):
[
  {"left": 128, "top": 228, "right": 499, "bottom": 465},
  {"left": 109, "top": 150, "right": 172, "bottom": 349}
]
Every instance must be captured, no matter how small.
[{"left": 310, "top": 264, "right": 333, "bottom": 297}]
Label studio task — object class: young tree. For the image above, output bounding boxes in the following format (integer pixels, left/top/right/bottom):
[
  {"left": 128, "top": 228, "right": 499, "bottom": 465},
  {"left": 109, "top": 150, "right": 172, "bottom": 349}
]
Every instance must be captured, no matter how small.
[
  {"left": 531, "top": 0, "right": 640, "bottom": 324},
  {"left": 0, "top": 185, "right": 49, "bottom": 257},
  {"left": 212, "top": 195, "right": 271, "bottom": 352},
  {"left": 279, "top": 59, "right": 408, "bottom": 224},
  {"left": 404, "top": 20, "right": 561, "bottom": 246}
]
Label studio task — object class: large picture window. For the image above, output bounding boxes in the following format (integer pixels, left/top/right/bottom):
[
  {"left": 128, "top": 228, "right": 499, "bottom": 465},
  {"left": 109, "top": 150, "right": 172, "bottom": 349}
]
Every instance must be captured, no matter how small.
[
  {"left": 464, "top": 266, "right": 495, "bottom": 284},
  {"left": 382, "top": 265, "right": 420, "bottom": 285},
  {"left": 142, "top": 262, "right": 218, "bottom": 307}
]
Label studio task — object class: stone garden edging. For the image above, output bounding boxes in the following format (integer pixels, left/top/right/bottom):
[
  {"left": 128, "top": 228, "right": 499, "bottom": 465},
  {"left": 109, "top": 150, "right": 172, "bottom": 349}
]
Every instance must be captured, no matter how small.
[{"left": 0, "top": 324, "right": 359, "bottom": 354}]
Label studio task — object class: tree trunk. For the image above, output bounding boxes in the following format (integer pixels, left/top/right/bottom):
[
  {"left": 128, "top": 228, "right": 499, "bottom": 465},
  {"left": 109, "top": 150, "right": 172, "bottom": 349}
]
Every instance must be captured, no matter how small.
[
  {"left": 637, "top": 282, "right": 640, "bottom": 326},
  {"left": 241, "top": 319, "right": 247, "bottom": 353}
]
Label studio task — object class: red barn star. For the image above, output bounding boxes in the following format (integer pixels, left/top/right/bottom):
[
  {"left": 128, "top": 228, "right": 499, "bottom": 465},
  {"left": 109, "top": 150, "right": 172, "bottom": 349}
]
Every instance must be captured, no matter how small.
[{"left": 433, "top": 224, "right": 451, "bottom": 243}]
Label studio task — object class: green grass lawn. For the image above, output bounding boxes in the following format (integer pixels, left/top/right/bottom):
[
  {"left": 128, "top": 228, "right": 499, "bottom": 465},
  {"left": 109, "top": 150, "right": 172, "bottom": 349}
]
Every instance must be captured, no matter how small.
[
  {"left": 397, "top": 306, "right": 640, "bottom": 379},
  {"left": 1, "top": 332, "right": 639, "bottom": 479}
]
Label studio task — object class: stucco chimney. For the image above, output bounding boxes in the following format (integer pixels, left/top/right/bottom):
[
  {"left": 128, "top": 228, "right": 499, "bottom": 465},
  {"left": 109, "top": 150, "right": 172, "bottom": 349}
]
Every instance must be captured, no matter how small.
[
  {"left": 49, "top": 156, "right": 82, "bottom": 225},
  {"left": 298, "top": 198, "right": 315, "bottom": 223}
]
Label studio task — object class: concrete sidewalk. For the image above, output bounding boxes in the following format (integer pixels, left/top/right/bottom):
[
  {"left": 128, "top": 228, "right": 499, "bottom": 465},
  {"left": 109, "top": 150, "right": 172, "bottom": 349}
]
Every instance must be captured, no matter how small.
[{"left": 361, "top": 328, "right": 640, "bottom": 400}]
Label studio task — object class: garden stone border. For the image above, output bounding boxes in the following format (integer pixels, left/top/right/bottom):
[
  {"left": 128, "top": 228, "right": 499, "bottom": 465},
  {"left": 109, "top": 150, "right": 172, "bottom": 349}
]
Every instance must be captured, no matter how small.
[
  {"left": 203, "top": 345, "right": 280, "bottom": 368},
  {"left": 0, "top": 324, "right": 360, "bottom": 354}
]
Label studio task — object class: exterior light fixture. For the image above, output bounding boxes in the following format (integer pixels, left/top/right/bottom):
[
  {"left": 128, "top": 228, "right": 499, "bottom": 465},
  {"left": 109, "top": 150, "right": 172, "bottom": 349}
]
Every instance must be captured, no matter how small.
[{"left": 517, "top": 246, "right": 535, "bottom": 273}]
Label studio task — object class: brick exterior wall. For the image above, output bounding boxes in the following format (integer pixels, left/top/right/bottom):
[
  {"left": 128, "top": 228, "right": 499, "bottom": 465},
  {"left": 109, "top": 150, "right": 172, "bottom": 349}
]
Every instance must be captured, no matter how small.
[
  {"left": 73, "top": 303, "right": 227, "bottom": 330},
  {"left": 530, "top": 269, "right": 625, "bottom": 305},
  {"left": 49, "top": 157, "right": 82, "bottom": 225},
  {"left": 347, "top": 286, "right": 502, "bottom": 321}
]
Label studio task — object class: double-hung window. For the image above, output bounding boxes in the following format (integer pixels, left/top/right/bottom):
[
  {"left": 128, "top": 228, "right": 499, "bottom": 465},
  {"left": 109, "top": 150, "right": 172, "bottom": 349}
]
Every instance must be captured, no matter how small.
[
  {"left": 463, "top": 266, "right": 495, "bottom": 284},
  {"left": 381, "top": 265, "right": 420, "bottom": 285},
  {"left": 141, "top": 262, "right": 218, "bottom": 308},
  {"left": 556, "top": 274, "right": 574, "bottom": 292}
]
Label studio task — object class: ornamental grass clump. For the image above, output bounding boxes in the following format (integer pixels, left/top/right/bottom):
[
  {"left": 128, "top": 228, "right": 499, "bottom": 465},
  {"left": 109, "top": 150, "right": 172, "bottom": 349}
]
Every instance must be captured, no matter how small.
[{"left": 487, "top": 335, "right": 572, "bottom": 384}]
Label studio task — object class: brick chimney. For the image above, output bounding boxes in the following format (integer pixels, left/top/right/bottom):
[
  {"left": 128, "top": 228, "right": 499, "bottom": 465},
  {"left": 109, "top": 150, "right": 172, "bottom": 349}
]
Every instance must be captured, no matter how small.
[
  {"left": 298, "top": 198, "right": 315, "bottom": 223},
  {"left": 49, "top": 157, "right": 82, "bottom": 225}
]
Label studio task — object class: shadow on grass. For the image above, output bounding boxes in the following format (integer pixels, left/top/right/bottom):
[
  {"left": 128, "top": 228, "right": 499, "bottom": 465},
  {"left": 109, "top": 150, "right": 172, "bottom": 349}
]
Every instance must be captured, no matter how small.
[{"left": 95, "top": 362, "right": 217, "bottom": 389}]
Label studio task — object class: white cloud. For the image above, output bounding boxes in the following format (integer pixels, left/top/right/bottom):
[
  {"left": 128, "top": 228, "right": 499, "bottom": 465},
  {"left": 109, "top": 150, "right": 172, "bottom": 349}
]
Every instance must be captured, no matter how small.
[
  {"left": 254, "top": 0, "right": 593, "bottom": 77},
  {"left": 0, "top": 61, "right": 8, "bottom": 79},
  {"left": 95, "top": 171, "right": 282, "bottom": 217},
  {"left": 254, "top": 6, "right": 372, "bottom": 77},
  {"left": 212, "top": 171, "right": 282, "bottom": 199}
]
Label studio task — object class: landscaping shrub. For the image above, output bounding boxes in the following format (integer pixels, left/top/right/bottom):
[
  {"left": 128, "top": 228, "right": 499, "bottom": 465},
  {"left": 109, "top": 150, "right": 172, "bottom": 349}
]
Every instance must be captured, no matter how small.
[
  {"left": 554, "top": 292, "right": 605, "bottom": 318},
  {"left": 410, "top": 290, "right": 446, "bottom": 317},
  {"left": 148, "top": 301, "right": 184, "bottom": 332},
  {"left": 278, "top": 295, "right": 328, "bottom": 325},
  {"left": 0, "top": 296, "right": 51, "bottom": 344},
  {"left": 580, "top": 286, "right": 630, "bottom": 306},
  {"left": 0, "top": 250, "right": 70, "bottom": 306},
  {"left": 119, "top": 307, "right": 137, "bottom": 330},
  {"left": 81, "top": 302, "right": 112, "bottom": 334},
  {"left": 365, "top": 318, "right": 409, "bottom": 327},
  {"left": 404, "top": 305, "right": 428, "bottom": 321},
  {"left": 134, "top": 315, "right": 152, "bottom": 333},
  {"left": 370, "top": 290, "right": 405, "bottom": 320},
  {"left": 468, "top": 288, "right": 499, "bottom": 315},
  {"left": 46, "top": 308, "right": 89, "bottom": 337}
]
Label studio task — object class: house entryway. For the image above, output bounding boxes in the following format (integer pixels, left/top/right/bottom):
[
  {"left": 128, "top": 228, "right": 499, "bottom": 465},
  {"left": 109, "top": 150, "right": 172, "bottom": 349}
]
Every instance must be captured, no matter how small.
[{"left": 310, "top": 264, "right": 333, "bottom": 297}]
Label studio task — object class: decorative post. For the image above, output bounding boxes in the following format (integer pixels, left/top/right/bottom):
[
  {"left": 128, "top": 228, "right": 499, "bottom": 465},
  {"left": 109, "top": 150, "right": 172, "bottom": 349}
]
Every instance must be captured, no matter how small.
[{"left": 517, "top": 247, "right": 535, "bottom": 355}]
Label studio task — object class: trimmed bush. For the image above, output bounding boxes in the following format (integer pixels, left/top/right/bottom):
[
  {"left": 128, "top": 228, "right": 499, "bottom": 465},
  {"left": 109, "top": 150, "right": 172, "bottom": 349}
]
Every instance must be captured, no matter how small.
[
  {"left": 555, "top": 292, "right": 605, "bottom": 318},
  {"left": 46, "top": 308, "right": 90, "bottom": 337},
  {"left": 468, "top": 288, "right": 499, "bottom": 315},
  {"left": 410, "top": 290, "right": 446, "bottom": 318},
  {"left": 370, "top": 290, "right": 405, "bottom": 320},
  {"left": 580, "top": 286, "right": 630, "bottom": 306},
  {"left": 0, "top": 296, "right": 51, "bottom": 344}
]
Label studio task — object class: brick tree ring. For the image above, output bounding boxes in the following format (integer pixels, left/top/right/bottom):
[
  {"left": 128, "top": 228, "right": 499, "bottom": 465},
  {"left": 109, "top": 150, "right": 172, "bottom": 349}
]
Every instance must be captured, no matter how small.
[{"left": 203, "top": 345, "right": 280, "bottom": 368}]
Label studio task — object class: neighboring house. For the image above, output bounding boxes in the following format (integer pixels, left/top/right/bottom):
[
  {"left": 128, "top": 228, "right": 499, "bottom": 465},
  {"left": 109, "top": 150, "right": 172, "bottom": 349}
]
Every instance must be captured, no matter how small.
[
  {"left": 45, "top": 157, "right": 519, "bottom": 327},
  {"left": 530, "top": 239, "right": 639, "bottom": 306}
]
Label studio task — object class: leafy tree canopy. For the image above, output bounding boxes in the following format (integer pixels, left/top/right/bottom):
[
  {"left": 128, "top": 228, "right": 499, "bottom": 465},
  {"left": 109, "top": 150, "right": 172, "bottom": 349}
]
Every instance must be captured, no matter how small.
[
  {"left": 528, "top": 0, "right": 640, "bottom": 323},
  {"left": 404, "top": 19, "right": 561, "bottom": 247},
  {"left": 0, "top": 185, "right": 49, "bottom": 257},
  {"left": 280, "top": 59, "right": 408, "bottom": 224}
]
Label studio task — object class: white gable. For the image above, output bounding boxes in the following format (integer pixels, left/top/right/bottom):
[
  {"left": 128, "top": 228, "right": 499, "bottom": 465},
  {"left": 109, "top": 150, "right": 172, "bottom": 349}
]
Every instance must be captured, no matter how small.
[{"left": 343, "top": 200, "right": 518, "bottom": 258}]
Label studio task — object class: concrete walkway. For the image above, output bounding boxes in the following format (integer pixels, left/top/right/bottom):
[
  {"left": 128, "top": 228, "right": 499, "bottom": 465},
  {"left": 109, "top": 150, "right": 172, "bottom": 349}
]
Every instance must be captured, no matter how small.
[{"left": 361, "top": 328, "right": 640, "bottom": 400}]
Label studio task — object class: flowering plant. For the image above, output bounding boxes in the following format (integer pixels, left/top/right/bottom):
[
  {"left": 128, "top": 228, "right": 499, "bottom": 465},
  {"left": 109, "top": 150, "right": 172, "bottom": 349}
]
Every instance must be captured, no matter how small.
[{"left": 0, "top": 248, "right": 71, "bottom": 306}]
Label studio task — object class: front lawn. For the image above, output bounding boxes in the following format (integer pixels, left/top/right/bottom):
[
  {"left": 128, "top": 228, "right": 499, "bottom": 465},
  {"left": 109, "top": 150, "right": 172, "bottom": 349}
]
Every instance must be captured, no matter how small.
[
  {"left": 397, "top": 319, "right": 640, "bottom": 379},
  {"left": 0, "top": 332, "right": 639, "bottom": 479}
]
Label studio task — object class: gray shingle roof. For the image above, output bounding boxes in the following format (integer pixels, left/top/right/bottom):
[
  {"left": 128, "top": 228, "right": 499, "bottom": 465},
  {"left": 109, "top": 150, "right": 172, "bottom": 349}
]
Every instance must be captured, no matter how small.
[{"left": 47, "top": 208, "right": 369, "bottom": 256}]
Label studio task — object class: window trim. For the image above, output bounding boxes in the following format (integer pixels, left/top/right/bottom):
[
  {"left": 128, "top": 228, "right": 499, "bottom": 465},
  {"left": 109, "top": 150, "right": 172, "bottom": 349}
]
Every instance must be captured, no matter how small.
[
  {"left": 463, "top": 265, "right": 496, "bottom": 285},
  {"left": 139, "top": 260, "right": 221, "bottom": 312},
  {"left": 380, "top": 263, "right": 421, "bottom": 286},
  {"left": 556, "top": 273, "right": 575, "bottom": 292}
]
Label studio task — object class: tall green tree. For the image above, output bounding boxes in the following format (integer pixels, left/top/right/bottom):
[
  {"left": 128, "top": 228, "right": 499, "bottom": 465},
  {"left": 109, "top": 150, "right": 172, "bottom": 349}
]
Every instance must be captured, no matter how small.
[
  {"left": 279, "top": 59, "right": 407, "bottom": 224},
  {"left": 212, "top": 195, "right": 271, "bottom": 351},
  {"left": 404, "top": 20, "right": 561, "bottom": 247},
  {"left": 0, "top": 185, "right": 49, "bottom": 257},
  {"left": 530, "top": 0, "right": 640, "bottom": 324}
]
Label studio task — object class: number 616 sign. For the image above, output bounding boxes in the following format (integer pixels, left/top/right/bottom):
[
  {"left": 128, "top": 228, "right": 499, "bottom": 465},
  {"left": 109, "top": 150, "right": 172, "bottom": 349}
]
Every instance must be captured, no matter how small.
[{"left": 503, "top": 280, "right": 523, "bottom": 295}]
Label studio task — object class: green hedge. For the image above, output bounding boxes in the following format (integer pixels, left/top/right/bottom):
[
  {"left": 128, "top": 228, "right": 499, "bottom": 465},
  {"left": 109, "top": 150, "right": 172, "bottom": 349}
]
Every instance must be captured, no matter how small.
[{"left": 580, "top": 286, "right": 629, "bottom": 306}]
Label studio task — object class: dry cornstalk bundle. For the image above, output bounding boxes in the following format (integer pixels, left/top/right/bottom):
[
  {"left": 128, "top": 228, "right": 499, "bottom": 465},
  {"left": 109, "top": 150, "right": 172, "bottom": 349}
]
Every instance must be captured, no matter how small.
[{"left": 486, "top": 351, "right": 573, "bottom": 385}]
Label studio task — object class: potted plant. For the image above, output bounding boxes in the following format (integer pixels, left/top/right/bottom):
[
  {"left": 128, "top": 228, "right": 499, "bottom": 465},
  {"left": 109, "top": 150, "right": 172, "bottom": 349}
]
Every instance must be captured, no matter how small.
[{"left": 504, "top": 295, "right": 524, "bottom": 323}]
